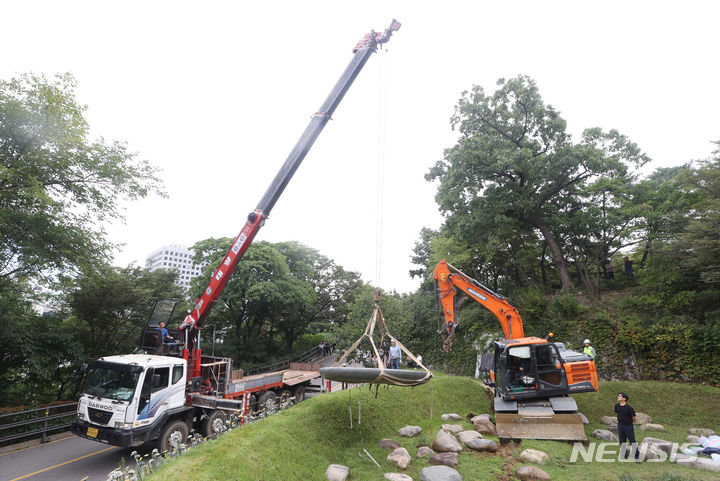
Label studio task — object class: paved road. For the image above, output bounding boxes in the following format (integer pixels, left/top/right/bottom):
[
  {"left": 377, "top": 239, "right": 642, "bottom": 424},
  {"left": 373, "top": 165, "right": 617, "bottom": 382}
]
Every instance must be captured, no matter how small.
[
  {"left": 0, "top": 357, "right": 347, "bottom": 481},
  {"left": 0, "top": 434, "right": 144, "bottom": 481}
]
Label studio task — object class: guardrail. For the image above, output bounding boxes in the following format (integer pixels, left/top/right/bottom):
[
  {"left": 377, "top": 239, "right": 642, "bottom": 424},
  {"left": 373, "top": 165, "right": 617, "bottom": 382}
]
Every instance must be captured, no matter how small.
[
  {"left": 0, "top": 402, "right": 77, "bottom": 445},
  {"left": 244, "top": 345, "right": 327, "bottom": 376}
]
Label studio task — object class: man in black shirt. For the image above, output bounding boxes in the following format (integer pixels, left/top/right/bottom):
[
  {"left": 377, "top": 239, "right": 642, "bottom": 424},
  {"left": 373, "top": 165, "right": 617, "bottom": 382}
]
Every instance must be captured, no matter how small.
[{"left": 615, "top": 392, "right": 639, "bottom": 461}]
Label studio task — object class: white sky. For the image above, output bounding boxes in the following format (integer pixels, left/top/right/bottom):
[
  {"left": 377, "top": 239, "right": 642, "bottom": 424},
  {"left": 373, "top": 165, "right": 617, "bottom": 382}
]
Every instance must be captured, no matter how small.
[{"left": 3, "top": 1, "right": 719, "bottom": 293}]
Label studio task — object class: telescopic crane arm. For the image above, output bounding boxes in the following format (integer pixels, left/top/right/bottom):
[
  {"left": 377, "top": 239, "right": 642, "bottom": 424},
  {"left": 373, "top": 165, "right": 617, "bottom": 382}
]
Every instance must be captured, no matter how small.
[
  {"left": 433, "top": 260, "right": 525, "bottom": 349},
  {"left": 178, "top": 20, "right": 401, "bottom": 365}
]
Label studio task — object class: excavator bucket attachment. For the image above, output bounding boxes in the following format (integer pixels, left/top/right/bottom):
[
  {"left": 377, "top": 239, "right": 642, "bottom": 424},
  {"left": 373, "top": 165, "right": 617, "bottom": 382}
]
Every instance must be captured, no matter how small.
[{"left": 496, "top": 413, "right": 587, "bottom": 441}]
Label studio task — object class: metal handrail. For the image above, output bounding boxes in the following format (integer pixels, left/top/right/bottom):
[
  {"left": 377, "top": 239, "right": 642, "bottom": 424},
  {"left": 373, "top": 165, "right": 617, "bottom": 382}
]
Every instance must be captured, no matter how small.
[{"left": 0, "top": 402, "right": 78, "bottom": 445}]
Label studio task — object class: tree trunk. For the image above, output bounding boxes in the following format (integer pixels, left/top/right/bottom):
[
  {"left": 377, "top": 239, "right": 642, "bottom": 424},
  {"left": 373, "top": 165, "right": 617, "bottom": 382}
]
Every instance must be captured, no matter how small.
[{"left": 530, "top": 214, "right": 573, "bottom": 290}]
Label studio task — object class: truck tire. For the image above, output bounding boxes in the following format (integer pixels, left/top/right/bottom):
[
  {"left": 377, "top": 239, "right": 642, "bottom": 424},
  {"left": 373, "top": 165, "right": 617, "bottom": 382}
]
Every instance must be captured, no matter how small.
[
  {"left": 257, "top": 391, "right": 277, "bottom": 413},
  {"left": 293, "top": 384, "right": 306, "bottom": 403},
  {"left": 201, "top": 410, "right": 227, "bottom": 440},
  {"left": 159, "top": 420, "right": 189, "bottom": 453}
]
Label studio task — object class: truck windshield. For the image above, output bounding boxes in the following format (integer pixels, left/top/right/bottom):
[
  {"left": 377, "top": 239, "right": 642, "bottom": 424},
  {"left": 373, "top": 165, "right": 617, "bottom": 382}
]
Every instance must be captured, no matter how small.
[{"left": 84, "top": 361, "right": 141, "bottom": 402}]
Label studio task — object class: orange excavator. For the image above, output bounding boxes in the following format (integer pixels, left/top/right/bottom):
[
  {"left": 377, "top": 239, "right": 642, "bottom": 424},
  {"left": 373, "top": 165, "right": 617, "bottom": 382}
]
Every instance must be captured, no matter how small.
[{"left": 433, "top": 260, "right": 598, "bottom": 441}]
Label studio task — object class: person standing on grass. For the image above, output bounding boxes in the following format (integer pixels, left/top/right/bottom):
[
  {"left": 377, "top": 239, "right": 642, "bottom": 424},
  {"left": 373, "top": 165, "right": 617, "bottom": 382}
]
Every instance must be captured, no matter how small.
[
  {"left": 615, "top": 392, "right": 640, "bottom": 461},
  {"left": 389, "top": 340, "right": 402, "bottom": 369}
]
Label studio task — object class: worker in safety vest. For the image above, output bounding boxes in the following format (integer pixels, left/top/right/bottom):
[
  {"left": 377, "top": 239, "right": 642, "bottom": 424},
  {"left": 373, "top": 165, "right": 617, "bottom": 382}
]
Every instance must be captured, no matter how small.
[{"left": 583, "top": 339, "right": 596, "bottom": 360}]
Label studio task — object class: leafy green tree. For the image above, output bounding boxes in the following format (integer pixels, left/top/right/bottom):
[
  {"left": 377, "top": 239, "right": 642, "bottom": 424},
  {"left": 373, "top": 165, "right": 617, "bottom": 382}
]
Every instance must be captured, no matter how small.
[
  {"left": 427, "top": 76, "right": 648, "bottom": 291},
  {"left": 62, "top": 265, "right": 184, "bottom": 358},
  {"left": 0, "top": 73, "right": 164, "bottom": 286}
]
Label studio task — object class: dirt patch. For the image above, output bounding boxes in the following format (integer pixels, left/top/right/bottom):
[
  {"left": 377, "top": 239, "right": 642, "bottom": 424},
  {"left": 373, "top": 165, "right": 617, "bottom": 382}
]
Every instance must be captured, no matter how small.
[{"left": 496, "top": 455, "right": 520, "bottom": 481}]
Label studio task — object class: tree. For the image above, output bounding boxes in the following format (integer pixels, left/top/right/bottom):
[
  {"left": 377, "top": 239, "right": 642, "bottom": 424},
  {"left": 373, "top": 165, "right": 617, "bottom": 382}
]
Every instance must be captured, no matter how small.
[
  {"left": 0, "top": 73, "right": 164, "bottom": 286},
  {"left": 427, "top": 76, "right": 648, "bottom": 291},
  {"left": 62, "top": 265, "right": 184, "bottom": 358}
]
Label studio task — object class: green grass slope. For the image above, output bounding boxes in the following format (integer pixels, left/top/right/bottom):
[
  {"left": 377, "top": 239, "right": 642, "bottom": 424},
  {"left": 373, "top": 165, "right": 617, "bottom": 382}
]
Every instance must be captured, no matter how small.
[{"left": 148, "top": 374, "right": 720, "bottom": 481}]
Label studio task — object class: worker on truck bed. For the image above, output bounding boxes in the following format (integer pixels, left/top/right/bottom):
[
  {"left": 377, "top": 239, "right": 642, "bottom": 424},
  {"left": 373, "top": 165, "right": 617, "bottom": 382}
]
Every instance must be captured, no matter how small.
[{"left": 158, "top": 321, "right": 174, "bottom": 343}]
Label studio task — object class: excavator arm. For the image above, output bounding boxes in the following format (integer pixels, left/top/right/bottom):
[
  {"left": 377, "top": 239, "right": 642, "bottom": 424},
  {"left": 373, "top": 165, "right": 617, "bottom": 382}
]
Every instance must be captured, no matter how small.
[{"left": 433, "top": 260, "right": 524, "bottom": 350}]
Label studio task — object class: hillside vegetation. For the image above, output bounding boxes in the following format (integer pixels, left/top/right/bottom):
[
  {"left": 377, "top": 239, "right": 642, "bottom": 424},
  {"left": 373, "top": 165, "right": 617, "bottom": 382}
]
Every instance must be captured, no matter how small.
[{"left": 147, "top": 374, "right": 720, "bottom": 481}]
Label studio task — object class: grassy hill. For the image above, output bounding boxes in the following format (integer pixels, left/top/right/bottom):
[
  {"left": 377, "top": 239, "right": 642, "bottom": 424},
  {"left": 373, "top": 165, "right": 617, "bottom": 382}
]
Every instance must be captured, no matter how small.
[{"left": 148, "top": 374, "right": 720, "bottom": 481}]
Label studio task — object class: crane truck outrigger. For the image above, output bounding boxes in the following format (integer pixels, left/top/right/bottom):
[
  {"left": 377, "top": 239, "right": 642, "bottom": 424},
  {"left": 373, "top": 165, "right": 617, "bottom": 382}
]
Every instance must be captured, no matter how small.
[
  {"left": 433, "top": 260, "right": 598, "bottom": 441},
  {"left": 71, "top": 20, "right": 401, "bottom": 450}
]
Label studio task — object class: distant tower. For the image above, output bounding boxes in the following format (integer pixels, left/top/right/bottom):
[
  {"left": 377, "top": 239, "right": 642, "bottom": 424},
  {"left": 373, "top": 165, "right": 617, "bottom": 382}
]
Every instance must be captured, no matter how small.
[{"left": 145, "top": 244, "right": 206, "bottom": 291}]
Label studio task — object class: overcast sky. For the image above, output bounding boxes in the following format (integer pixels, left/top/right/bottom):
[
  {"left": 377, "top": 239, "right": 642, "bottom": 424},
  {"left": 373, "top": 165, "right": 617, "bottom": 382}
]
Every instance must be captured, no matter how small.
[{"left": 3, "top": 1, "right": 719, "bottom": 293}]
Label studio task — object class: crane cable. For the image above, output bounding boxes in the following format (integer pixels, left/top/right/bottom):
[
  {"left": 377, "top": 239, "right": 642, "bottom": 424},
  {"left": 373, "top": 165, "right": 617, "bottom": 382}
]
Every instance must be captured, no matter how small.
[{"left": 374, "top": 45, "right": 389, "bottom": 287}]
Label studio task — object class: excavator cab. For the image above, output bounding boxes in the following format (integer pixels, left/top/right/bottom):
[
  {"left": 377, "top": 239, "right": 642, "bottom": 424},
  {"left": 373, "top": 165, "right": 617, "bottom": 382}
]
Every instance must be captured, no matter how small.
[{"left": 494, "top": 340, "right": 568, "bottom": 400}]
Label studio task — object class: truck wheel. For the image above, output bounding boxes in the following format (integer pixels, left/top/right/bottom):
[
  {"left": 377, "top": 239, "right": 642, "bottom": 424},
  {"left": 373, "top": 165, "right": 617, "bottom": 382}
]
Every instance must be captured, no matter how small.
[
  {"left": 257, "top": 391, "right": 277, "bottom": 413},
  {"left": 293, "top": 384, "right": 306, "bottom": 403},
  {"left": 159, "top": 420, "right": 189, "bottom": 453},
  {"left": 201, "top": 410, "right": 227, "bottom": 439}
]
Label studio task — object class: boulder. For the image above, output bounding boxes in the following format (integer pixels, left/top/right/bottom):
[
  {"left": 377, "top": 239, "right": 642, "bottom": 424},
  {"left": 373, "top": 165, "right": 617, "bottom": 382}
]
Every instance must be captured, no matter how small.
[
  {"left": 638, "top": 443, "right": 664, "bottom": 460},
  {"left": 578, "top": 412, "right": 589, "bottom": 424},
  {"left": 380, "top": 438, "right": 401, "bottom": 450},
  {"left": 385, "top": 474, "right": 413, "bottom": 481},
  {"left": 429, "top": 452, "right": 459, "bottom": 468},
  {"left": 675, "top": 453, "right": 720, "bottom": 472},
  {"left": 398, "top": 426, "right": 423, "bottom": 437},
  {"left": 457, "top": 430, "right": 483, "bottom": 445},
  {"left": 420, "top": 465, "right": 462, "bottom": 481},
  {"left": 516, "top": 465, "right": 551, "bottom": 481},
  {"left": 601, "top": 416, "right": 616, "bottom": 425},
  {"left": 441, "top": 413, "right": 462, "bottom": 421},
  {"left": 465, "top": 438, "right": 498, "bottom": 453},
  {"left": 519, "top": 449, "right": 549, "bottom": 464},
  {"left": 687, "top": 435, "right": 701, "bottom": 444},
  {"left": 641, "top": 437, "right": 674, "bottom": 455},
  {"left": 688, "top": 428, "right": 716, "bottom": 437},
  {"left": 470, "top": 414, "right": 491, "bottom": 423},
  {"left": 639, "top": 423, "right": 666, "bottom": 432},
  {"left": 387, "top": 447, "right": 412, "bottom": 470},
  {"left": 441, "top": 424, "right": 464, "bottom": 434},
  {"left": 326, "top": 464, "right": 350, "bottom": 481},
  {"left": 432, "top": 429, "right": 462, "bottom": 453},
  {"left": 417, "top": 446, "right": 435, "bottom": 458},
  {"left": 591, "top": 429, "right": 618, "bottom": 442},
  {"left": 634, "top": 412, "right": 652, "bottom": 425},
  {"left": 607, "top": 424, "right": 618, "bottom": 434},
  {"left": 473, "top": 417, "right": 497, "bottom": 435}
]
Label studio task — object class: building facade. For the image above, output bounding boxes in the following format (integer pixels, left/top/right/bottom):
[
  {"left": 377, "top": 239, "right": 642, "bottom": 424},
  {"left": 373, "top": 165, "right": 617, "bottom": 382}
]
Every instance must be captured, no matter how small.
[{"left": 145, "top": 244, "right": 206, "bottom": 290}]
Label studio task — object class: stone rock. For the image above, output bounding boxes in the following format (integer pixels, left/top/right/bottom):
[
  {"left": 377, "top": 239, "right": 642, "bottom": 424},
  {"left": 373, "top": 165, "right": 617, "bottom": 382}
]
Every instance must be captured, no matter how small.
[
  {"left": 429, "top": 452, "right": 459, "bottom": 468},
  {"left": 441, "top": 413, "right": 462, "bottom": 421},
  {"left": 380, "top": 438, "right": 401, "bottom": 450},
  {"left": 638, "top": 443, "right": 664, "bottom": 460},
  {"left": 441, "top": 424, "right": 464, "bottom": 434},
  {"left": 432, "top": 429, "right": 462, "bottom": 453},
  {"left": 601, "top": 416, "right": 616, "bottom": 425},
  {"left": 417, "top": 446, "right": 435, "bottom": 458},
  {"left": 675, "top": 454, "right": 720, "bottom": 472},
  {"left": 591, "top": 429, "right": 618, "bottom": 442},
  {"left": 473, "top": 417, "right": 497, "bottom": 435},
  {"left": 688, "top": 427, "right": 715, "bottom": 437},
  {"left": 516, "top": 465, "right": 551, "bottom": 481},
  {"left": 387, "top": 447, "right": 412, "bottom": 470},
  {"left": 578, "top": 412, "right": 589, "bottom": 424},
  {"left": 420, "top": 465, "right": 462, "bottom": 481},
  {"left": 398, "top": 425, "right": 423, "bottom": 437},
  {"left": 465, "top": 438, "right": 498, "bottom": 453},
  {"left": 385, "top": 474, "right": 413, "bottom": 481},
  {"left": 634, "top": 412, "right": 652, "bottom": 425},
  {"left": 470, "top": 414, "right": 491, "bottom": 423},
  {"left": 607, "top": 424, "right": 618, "bottom": 434},
  {"left": 687, "top": 435, "right": 701, "bottom": 444},
  {"left": 326, "top": 464, "right": 350, "bottom": 481},
  {"left": 457, "top": 430, "right": 483, "bottom": 445},
  {"left": 519, "top": 449, "right": 549, "bottom": 464},
  {"left": 641, "top": 437, "right": 674, "bottom": 455},
  {"left": 639, "top": 423, "right": 666, "bottom": 432}
]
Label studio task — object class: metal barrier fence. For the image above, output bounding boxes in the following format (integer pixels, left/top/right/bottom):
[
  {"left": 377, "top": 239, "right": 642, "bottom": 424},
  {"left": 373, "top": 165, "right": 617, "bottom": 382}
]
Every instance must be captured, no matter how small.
[{"left": 0, "top": 402, "right": 77, "bottom": 445}]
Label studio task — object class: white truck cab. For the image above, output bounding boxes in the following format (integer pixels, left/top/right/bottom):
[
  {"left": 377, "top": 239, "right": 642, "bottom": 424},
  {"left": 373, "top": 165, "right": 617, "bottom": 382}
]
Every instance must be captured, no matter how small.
[{"left": 73, "top": 354, "right": 189, "bottom": 447}]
